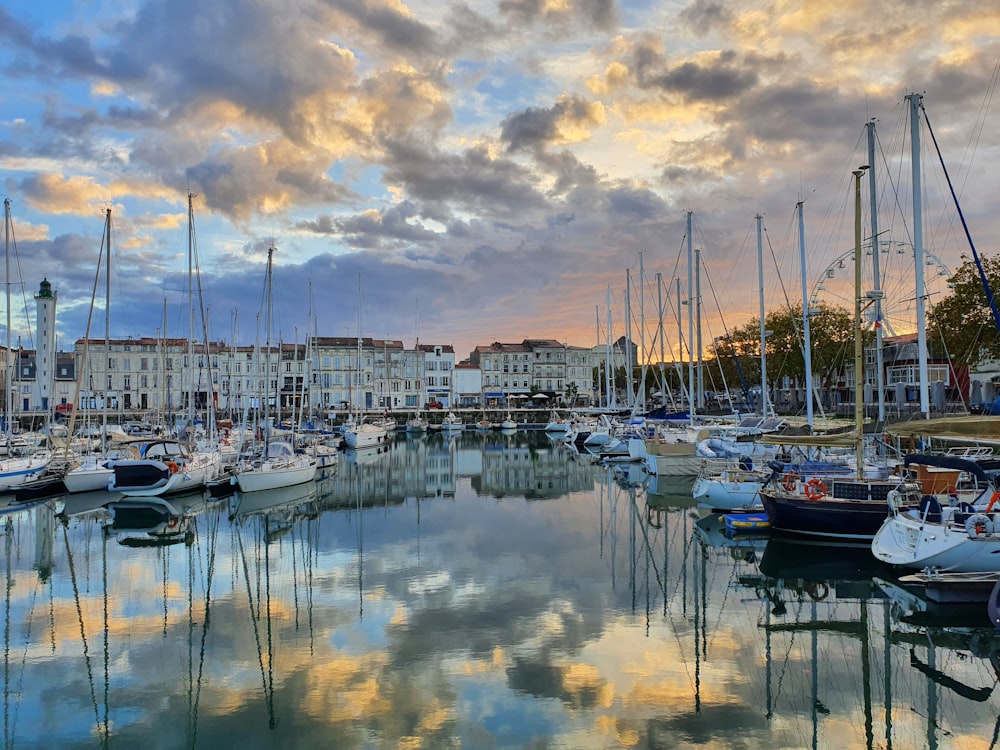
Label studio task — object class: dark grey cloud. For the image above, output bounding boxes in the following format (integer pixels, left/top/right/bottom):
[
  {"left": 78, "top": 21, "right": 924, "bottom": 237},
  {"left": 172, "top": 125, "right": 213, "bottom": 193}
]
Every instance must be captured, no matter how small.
[
  {"left": 380, "top": 139, "right": 549, "bottom": 222},
  {"left": 324, "top": 0, "right": 441, "bottom": 57},
  {"left": 335, "top": 202, "right": 439, "bottom": 249},
  {"left": 498, "top": 0, "right": 616, "bottom": 31},
  {"left": 500, "top": 95, "right": 601, "bottom": 153},
  {"left": 678, "top": 0, "right": 734, "bottom": 35},
  {"left": 645, "top": 51, "right": 758, "bottom": 102}
]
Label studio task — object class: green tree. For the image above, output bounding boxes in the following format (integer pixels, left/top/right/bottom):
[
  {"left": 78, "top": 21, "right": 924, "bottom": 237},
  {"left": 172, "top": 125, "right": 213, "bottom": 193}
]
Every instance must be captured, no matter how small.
[
  {"left": 708, "top": 302, "right": 857, "bottom": 393},
  {"left": 928, "top": 255, "right": 1000, "bottom": 367}
]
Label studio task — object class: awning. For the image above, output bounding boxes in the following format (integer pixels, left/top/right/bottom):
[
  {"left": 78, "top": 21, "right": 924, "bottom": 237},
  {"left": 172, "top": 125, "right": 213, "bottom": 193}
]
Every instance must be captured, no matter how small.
[
  {"left": 886, "top": 416, "right": 1000, "bottom": 440},
  {"left": 757, "top": 430, "right": 860, "bottom": 447},
  {"left": 484, "top": 392, "right": 504, "bottom": 398}
]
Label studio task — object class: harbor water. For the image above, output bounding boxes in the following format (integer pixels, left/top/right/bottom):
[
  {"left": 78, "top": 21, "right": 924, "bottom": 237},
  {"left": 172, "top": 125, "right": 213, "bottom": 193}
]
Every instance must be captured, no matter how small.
[{"left": 2, "top": 430, "right": 998, "bottom": 749}]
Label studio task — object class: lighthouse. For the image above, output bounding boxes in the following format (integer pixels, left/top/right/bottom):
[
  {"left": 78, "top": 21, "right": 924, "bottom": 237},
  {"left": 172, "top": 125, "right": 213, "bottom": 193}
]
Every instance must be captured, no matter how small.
[{"left": 34, "top": 278, "right": 56, "bottom": 412}]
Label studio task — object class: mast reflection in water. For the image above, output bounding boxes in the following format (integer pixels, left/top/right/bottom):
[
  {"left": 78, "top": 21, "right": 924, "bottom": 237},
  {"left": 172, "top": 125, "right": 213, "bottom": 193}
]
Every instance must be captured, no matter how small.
[{"left": 2, "top": 430, "right": 999, "bottom": 748}]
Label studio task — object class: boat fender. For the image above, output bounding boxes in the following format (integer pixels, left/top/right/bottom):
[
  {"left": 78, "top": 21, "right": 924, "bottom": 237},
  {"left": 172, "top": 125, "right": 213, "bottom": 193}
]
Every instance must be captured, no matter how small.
[
  {"left": 805, "top": 582, "right": 829, "bottom": 601},
  {"left": 781, "top": 473, "right": 798, "bottom": 492},
  {"left": 805, "top": 478, "right": 827, "bottom": 501},
  {"left": 965, "top": 513, "right": 994, "bottom": 539}
]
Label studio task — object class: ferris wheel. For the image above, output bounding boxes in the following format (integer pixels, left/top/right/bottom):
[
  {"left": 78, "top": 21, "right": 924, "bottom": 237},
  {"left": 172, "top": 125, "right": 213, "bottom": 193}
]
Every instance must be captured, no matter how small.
[{"left": 808, "top": 239, "right": 953, "bottom": 336}]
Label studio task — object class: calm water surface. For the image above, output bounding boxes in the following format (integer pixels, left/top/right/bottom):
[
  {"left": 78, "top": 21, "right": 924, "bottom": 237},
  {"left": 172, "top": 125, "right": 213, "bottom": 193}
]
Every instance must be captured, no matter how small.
[{"left": 3, "top": 431, "right": 998, "bottom": 749}]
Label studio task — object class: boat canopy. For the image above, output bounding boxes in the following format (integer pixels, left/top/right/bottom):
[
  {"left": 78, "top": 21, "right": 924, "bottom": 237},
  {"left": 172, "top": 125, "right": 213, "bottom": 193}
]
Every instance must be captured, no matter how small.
[
  {"left": 757, "top": 430, "right": 859, "bottom": 448},
  {"left": 885, "top": 416, "right": 1000, "bottom": 440},
  {"left": 903, "top": 453, "right": 988, "bottom": 483}
]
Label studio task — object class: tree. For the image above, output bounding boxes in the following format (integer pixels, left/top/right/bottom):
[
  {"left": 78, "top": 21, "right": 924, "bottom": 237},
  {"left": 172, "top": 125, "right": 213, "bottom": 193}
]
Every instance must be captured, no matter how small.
[
  {"left": 707, "top": 302, "right": 857, "bottom": 393},
  {"left": 564, "top": 381, "right": 578, "bottom": 405},
  {"left": 928, "top": 255, "right": 1000, "bottom": 368}
]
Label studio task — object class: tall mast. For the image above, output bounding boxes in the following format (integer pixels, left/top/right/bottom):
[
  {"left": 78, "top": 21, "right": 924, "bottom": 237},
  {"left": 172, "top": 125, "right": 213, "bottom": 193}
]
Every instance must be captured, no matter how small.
[
  {"left": 854, "top": 167, "right": 868, "bottom": 478},
  {"left": 594, "top": 305, "right": 601, "bottom": 409},
  {"left": 866, "top": 120, "right": 886, "bottom": 423},
  {"left": 356, "top": 274, "right": 362, "bottom": 415},
  {"left": 907, "top": 93, "right": 930, "bottom": 418},
  {"left": 265, "top": 247, "right": 274, "bottom": 445},
  {"left": 187, "top": 192, "right": 195, "bottom": 433},
  {"left": 656, "top": 273, "right": 667, "bottom": 409},
  {"left": 4, "top": 199, "right": 10, "bottom": 441},
  {"left": 605, "top": 285, "right": 612, "bottom": 410},
  {"left": 639, "top": 253, "right": 645, "bottom": 413},
  {"left": 676, "top": 277, "right": 687, "bottom": 413},
  {"left": 102, "top": 208, "right": 111, "bottom": 454},
  {"left": 686, "top": 211, "right": 695, "bottom": 421},
  {"left": 695, "top": 246, "right": 703, "bottom": 409},
  {"left": 798, "top": 202, "right": 814, "bottom": 429},
  {"left": 757, "top": 214, "right": 768, "bottom": 418},
  {"left": 625, "top": 271, "right": 633, "bottom": 409}
]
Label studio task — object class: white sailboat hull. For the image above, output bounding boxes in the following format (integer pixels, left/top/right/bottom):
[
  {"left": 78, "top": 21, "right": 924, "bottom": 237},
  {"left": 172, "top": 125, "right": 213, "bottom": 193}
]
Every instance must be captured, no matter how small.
[
  {"left": 63, "top": 462, "right": 115, "bottom": 494},
  {"left": 236, "top": 458, "right": 317, "bottom": 492}
]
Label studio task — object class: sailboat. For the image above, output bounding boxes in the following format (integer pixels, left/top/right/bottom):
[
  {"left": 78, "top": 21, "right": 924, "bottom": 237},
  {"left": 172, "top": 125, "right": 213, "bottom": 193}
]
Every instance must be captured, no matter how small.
[
  {"left": 233, "top": 246, "right": 317, "bottom": 492},
  {"left": 63, "top": 208, "right": 123, "bottom": 493},
  {"left": 108, "top": 194, "right": 222, "bottom": 496},
  {"left": 342, "top": 277, "right": 388, "bottom": 449},
  {"left": 758, "top": 168, "right": 924, "bottom": 540},
  {"left": 405, "top": 412, "right": 428, "bottom": 433},
  {"left": 0, "top": 199, "right": 49, "bottom": 490}
]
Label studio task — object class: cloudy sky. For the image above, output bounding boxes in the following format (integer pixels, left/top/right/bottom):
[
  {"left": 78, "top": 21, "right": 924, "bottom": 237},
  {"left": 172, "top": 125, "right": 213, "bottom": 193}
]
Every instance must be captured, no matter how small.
[{"left": 0, "top": 0, "right": 998, "bottom": 360}]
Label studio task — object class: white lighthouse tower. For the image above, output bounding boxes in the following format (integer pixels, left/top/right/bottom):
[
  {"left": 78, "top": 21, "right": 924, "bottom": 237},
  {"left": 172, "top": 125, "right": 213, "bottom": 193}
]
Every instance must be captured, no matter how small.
[{"left": 33, "top": 278, "right": 56, "bottom": 412}]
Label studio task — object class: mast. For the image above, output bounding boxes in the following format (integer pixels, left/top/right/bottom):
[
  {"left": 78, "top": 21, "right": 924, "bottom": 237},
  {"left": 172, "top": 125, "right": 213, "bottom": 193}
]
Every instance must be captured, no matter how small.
[
  {"left": 605, "top": 285, "right": 612, "bottom": 410},
  {"left": 356, "top": 274, "right": 362, "bottom": 416},
  {"left": 757, "top": 214, "right": 768, "bottom": 418},
  {"left": 186, "top": 192, "right": 196, "bottom": 435},
  {"left": 3, "top": 199, "right": 10, "bottom": 441},
  {"left": 594, "top": 305, "right": 601, "bottom": 409},
  {"left": 624, "top": 271, "right": 633, "bottom": 409},
  {"left": 656, "top": 273, "right": 667, "bottom": 409},
  {"left": 695, "top": 247, "right": 703, "bottom": 409},
  {"left": 854, "top": 167, "right": 868, "bottom": 478},
  {"left": 263, "top": 246, "right": 274, "bottom": 451},
  {"left": 907, "top": 93, "right": 930, "bottom": 418},
  {"left": 798, "top": 202, "right": 814, "bottom": 428},
  {"left": 638, "top": 253, "right": 645, "bottom": 413},
  {"left": 686, "top": 212, "right": 695, "bottom": 421},
  {"left": 866, "top": 120, "right": 886, "bottom": 423},
  {"left": 102, "top": 208, "right": 111, "bottom": 454}
]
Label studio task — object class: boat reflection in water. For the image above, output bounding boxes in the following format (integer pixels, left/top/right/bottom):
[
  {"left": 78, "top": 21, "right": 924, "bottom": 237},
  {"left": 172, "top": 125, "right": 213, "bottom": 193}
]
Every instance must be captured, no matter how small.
[{"left": 4, "top": 430, "right": 1000, "bottom": 747}]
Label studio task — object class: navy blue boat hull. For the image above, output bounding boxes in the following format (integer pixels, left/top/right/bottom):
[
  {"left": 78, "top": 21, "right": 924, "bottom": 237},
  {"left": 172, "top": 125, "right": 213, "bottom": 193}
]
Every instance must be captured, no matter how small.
[{"left": 760, "top": 491, "right": 891, "bottom": 541}]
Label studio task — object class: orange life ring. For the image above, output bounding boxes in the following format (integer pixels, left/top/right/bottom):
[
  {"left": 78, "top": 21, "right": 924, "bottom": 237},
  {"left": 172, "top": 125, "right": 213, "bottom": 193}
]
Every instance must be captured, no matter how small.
[
  {"left": 805, "top": 478, "right": 827, "bottom": 500},
  {"left": 166, "top": 460, "right": 179, "bottom": 474},
  {"left": 805, "top": 582, "right": 829, "bottom": 601},
  {"left": 987, "top": 490, "right": 1000, "bottom": 513},
  {"left": 781, "top": 473, "right": 798, "bottom": 492},
  {"left": 166, "top": 516, "right": 179, "bottom": 529}
]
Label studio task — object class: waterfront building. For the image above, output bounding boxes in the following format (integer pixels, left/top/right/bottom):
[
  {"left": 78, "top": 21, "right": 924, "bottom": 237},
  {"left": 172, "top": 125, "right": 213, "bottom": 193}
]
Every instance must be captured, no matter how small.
[
  {"left": 453, "top": 363, "right": 482, "bottom": 407},
  {"left": 420, "top": 343, "right": 455, "bottom": 408}
]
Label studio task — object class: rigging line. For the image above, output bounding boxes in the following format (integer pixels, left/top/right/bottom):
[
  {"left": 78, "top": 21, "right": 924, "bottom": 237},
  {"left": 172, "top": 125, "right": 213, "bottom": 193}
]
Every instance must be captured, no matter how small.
[
  {"left": 921, "top": 104, "right": 1000, "bottom": 335},
  {"left": 700, "top": 251, "right": 751, "bottom": 406},
  {"left": 12, "top": 559, "right": 42, "bottom": 747},
  {"left": 101, "top": 524, "right": 109, "bottom": 748},
  {"left": 235, "top": 523, "right": 272, "bottom": 726},
  {"left": 191, "top": 508, "right": 221, "bottom": 748},
  {"left": 926, "top": 307, "right": 969, "bottom": 413},
  {"left": 954, "top": 49, "right": 1000, "bottom": 198},
  {"left": 61, "top": 523, "right": 106, "bottom": 743},
  {"left": 187, "top": 524, "right": 195, "bottom": 748}
]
